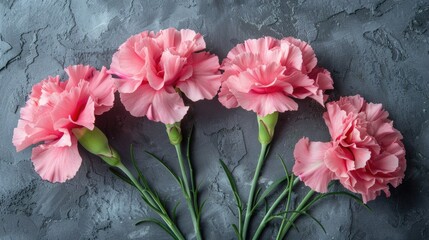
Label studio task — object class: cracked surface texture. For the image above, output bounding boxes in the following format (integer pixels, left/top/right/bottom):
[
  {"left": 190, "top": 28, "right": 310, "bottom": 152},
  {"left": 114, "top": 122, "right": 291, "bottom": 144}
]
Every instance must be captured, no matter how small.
[{"left": 1, "top": 0, "right": 428, "bottom": 239}]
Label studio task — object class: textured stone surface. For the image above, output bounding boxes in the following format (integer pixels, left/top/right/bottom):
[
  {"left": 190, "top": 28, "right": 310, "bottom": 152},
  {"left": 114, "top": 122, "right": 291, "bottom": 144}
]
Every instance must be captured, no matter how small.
[{"left": 1, "top": 0, "right": 428, "bottom": 239}]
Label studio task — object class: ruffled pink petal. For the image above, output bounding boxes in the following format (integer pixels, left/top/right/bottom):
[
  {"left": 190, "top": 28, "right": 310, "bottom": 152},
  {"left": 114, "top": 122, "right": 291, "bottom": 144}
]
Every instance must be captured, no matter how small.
[
  {"left": 52, "top": 128, "right": 73, "bottom": 148},
  {"left": 156, "top": 28, "right": 205, "bottom": 57},
  {"left": 145, "top": 48, "right": 165, "bottom": 91},
  {"left": 13, "top": 120, "right": 58, "bottom": 152},
  {"left": 29, "top": 76, "right": 64, "bottom": 104},
  {"left": 244, "top": 37, "right": 278, "bottom": 55},
  {"left": 148, "top": 87, "right": 189, "bottom": 124},
  {"left": 160, "top": 50, "right": 187, "bottom": 86},
  {"left": 63, "top": 65, "right": 115, "bottom": 116},
  {"left": 279, "top": 41, "right": 303, "bottom": 71},
  {"left": 155, "top": 28, "right": 178, "bottom": 49},
  {"left": 134, "top": 36, "right": 162, "bottom": 60},
  {"left": 234, "top": 91, "right": 298, "bottom": 116},
  {"left": 323, "top": 103, "right": 348, "bottom": 141},
  {"left": 308, "top": 67, "right": 334, "bottom": 105},
  {"left": 364, "top": 102, "right": 389, "bottom": 122},
  {"left": 178, "top": 29, "right": 206, "bottom": 55},
  {"left": 370, "top": 153, "right": 399, "bottom": 174},
  {"left": 176, "top": 52, "right": 221, "bottom": 101},
  {"left": 65, "top": 65, "right": 94, "bottom": 87},
  {"left": 120, "top": 84, "right": 189, "bottom": 124},
  {"left": 311, "top": 68, "right": 334, "bottom": 90},
  {"left": 282, "top": 71, "right": 315, "bottom": 98},
  {"left": 246, "top": 63, "right": 286, "bottom": 87},
  {"left": 37, "top": 76, "right": 66, "bottom": 106},
  {"left": 68, "top": 97, "right": 95, "bottom": 130},
  {"left": 384, "top": 142, "right": 405, "bottom": 158},
  {"left": 324, "top": 146, "right": 350, "bottom": 178},
  {"left": 224, "top": 73, "right": 255, "bottom": 94},
  {"left": 227, "top": 52, "right": 261, "bottom": 73},
  {"left": 226, "top": 43, "right": 247, "bottom": 61},
  {"left": 293, "top": 138, "right": 335, "bottom": 193},
  {"left": 116, "top": 78, "right": 142, "bottom": 93},
  {"left": 218, "top": 82, "right": 239, "bottom": 109},
  {"left": 119, "top": 83, "right": 155, "bottom": 117},
  {"left": 86, "top": 67, "right": 116, "bottom": 115},
  {"left": 52, "top": 82, "right": 95, "bottom": 131},
  {"left": 283, "top": 37, "right": 317, "bottom": 73},
  {"left": 350, "top": 146, "right": 371, "bottom": 169},
  {"left": 337, "top": 95, "right": 364, "bottom": 114},
  {"left": 31, "top": 136, "right": 82, "bottom": 183},
  {"left": 109, "top": 34, "right": 147, "bottom": 80}
]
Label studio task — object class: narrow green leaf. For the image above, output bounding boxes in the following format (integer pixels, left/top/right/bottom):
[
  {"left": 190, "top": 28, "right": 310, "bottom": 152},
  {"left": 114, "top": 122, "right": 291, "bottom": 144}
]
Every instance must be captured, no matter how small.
[
  {"left": 219, "top": 159, "right": 242, "bottom": 208},
  {"left": 178, "top": 177, "right": 188, "bottom": 198},
  {"left": 253, "top": 187, "right": 262, "bottom": 205},
  {"left": 129, "top": 145, "right": 149, "bottom": 188},
  {"left": 302, "top": 211, "right": 326, "bottom": 233},
  {"left": 233, "top": 192, "right": 243, "bottom": 209},
  {"left": 135, "top": 218, "right": 177, "bottom": 240},
  {"left": 232, "top": 224, "right": 242, "bottom": 240},
  {"left": 283, "top": 174, "right": 294, "bottom": 220},
  {"left": 172, "top": 201, "right": 181, "bottom": 222},
  {"left": 138, "top": 190, "right": 161, "bottom": 213},
  {"left": 278, "top": 155, "right": 289, "bottom": 177},
  {"left": 186, "top": 126, "right": 200, "bottom": 219},
  {"left": 273, "top": 210, "right": 302, "bottom": 217},
  {"left": 199, "top": 199, "right": 207, "bottom": 213},
  {"left": 145, "top": 151, "right": 181, "bottom": 184},
  {"left": 276, "top": 218, "right": 300, "bottom": 233},
  {"left": 109, "top": 167, "right": 133, "bottom": 186},
  {"left": 304, "top": 191, "right": 370, "bottom": 213},
  {"left": 253, "top": 175, "right": 288, "bottom": 211},
  {"left": 186, "top": 125, "right": 196, "bottom": 192}
]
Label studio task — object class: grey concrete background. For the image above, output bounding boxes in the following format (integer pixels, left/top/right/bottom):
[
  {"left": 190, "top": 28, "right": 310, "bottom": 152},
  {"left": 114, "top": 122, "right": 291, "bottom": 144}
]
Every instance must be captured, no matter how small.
[{"left": 1, "top": 0, "right": 428, "bottom": 239}]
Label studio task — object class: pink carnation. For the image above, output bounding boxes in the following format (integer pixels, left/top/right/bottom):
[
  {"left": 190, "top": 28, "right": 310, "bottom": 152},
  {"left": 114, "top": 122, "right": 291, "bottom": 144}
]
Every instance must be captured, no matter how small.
[
  {"left": 293, "top": 95, "right": 406, "bottom": 203},
  {"left": 109, "top": 28, "right": 222, "bottom": 124},
  {"left": 13, "top": 65, "right": 116, "bottom": 183},
  {"left": 218, "top": 37, "right": 333, "bottom": 116}
]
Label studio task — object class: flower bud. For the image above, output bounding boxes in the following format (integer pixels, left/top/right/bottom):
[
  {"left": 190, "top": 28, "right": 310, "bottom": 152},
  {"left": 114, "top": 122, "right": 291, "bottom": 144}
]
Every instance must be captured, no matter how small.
[
  {"left": 72, "top": 127, "right": 121, "bottom": 167},
  {"left": 166, "top": 122, "right": 182, "bottom": 145},
  {"left": 257, "top": 112, "right": 279, "bottom": 145}
]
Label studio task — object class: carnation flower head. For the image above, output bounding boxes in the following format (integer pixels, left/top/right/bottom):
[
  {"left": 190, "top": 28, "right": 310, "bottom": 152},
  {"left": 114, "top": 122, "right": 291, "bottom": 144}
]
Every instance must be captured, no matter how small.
[
  {"left": 219, "top": 36, "right": 334, "bottom": 117},
  {"left": 13, "top": 65, "right": 116, "bottom": 183},
  {"left": 293, "top": 95, "right": 406, "bottom": 203},
  {"left": 109, "top": 28, "right": 222, "bottom": 124}
]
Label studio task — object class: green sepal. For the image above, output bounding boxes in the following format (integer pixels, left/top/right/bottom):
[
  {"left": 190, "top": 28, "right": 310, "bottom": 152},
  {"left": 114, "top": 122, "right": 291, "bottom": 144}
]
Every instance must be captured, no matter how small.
[
  {"left": 257, "top": 112, "right": 279, "bottom": 145},
  {"left": 72, "top": 126, "right": 121, "bottom": 167},
  {"left": 166, "top": 122, "right": 183, "bottom": 145}
]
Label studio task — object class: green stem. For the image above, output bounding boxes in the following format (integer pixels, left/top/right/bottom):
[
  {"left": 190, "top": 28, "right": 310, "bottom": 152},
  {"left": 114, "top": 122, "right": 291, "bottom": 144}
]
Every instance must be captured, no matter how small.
[
  {"left": 116, "top": 163, "right": 155, "bottom": 207},
  {"left": 116, "top": 163, "right": 185, "bottom": 240},
  {"left": 252, "top": 177, "right": 299, "bottom": 240},
  {"left": 276, "top": 176, "right": 295, "bottom": 240},
  {"left": 242, "top": 143, "right": 269, "bottom": 240},
  {"left": 238, "top": 207, "right": 243, "bottom": 239},
  {"left": 175, "top": 145, "right": 202, "bottom": 240},
  {"left": 277, "top": 189, "right": 315, "bottom": 240}
]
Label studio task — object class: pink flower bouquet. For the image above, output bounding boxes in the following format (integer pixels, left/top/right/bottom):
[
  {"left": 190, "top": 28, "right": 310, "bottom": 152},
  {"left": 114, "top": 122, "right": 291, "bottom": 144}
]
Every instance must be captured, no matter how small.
[{"left": 12, "top": 28, "right": 406, "bottom": 240}]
